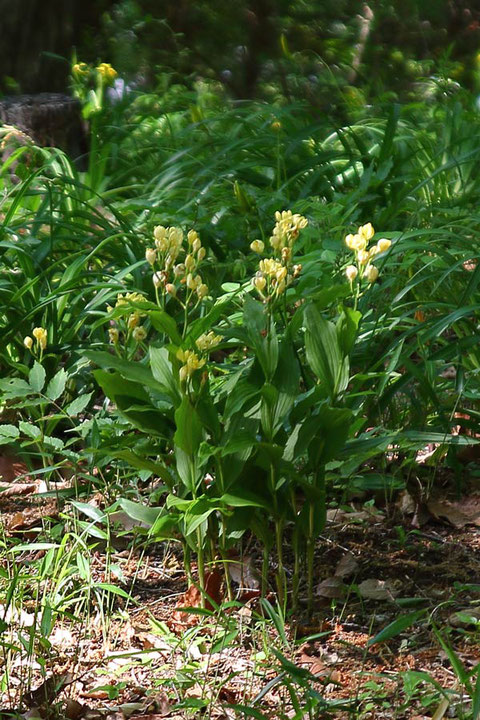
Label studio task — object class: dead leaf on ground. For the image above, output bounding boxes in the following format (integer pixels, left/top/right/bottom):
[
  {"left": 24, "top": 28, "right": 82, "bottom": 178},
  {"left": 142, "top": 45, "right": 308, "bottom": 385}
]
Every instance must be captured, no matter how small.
[
  {"left": 0, "top": 455, "right": 29, "bottom": 482},
  {"left": 316, "top": 576, "right": 345, "bottom": 598},
  {"left": 228, "top": 555, "right": 260, "bottom": 589},
  {"left": 326, "top": 507, "right": 383, "bottom": 525},
  {"left": 334, "top": 553, "right": 359, "bottom": 579},
  {"left": 357, "top": 578, "right": 399, "bottom": 601},
  {"left": 170, "top": 570, "right": 223, "bottom": 627},
  {"left": 427, "top": 496, "right": 480, "bottom": 528}
]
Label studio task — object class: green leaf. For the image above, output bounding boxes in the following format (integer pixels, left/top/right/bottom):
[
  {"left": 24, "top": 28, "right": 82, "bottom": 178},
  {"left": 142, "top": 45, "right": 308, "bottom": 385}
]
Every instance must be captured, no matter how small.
[
  {"left": 45, "top": 368, "right": 68, "bottom": 401},
  {"left": 116, "top": 498, "right": 163, "bottom": 527},
  {"left": 221, "top": 490, "right": 269, "bottom": 509},
  {"left": 337, "top": 307, "right": 361, "bottom": 355},
  {"left": 19, "top": 421, "right": 42, "bottom": 440},
  {"left": 150, "top": 346, "right": 180, "bottom": 404},
  {"left": 184, "top": 497, "right": 218, "bottom": 536},
  {"left": 29, "top": 361, "right": 46, "bottom": 393},
  {"left": 0, "top": 424, "right": 20, "bottom": 445},
  {"left": 304, "top": 304, "right": 348, "bottom": 400},
  {"left": 65, "top": 393, "right": 92, "bottom": 416},
  {"left": 92, "top": 583, "right": 132, "bottom": 600},
  {"left": 368, "top": 610, "right": 426, "bottom": 646},
  {"left": 70, "top": 500, "right": 106, "bottom": 523},
  {"left": 0, "top": 378, "right": 32, "bottom": 398},
  {"left": 43, "top": 435, "right": 65, "bottom": 451},
  {"left": 174, "top": 396, "right": 203, "bottom": 456}
]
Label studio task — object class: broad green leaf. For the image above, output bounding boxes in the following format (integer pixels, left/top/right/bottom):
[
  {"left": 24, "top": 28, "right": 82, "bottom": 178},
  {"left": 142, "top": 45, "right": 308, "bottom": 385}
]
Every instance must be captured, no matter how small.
[
  {"left": 174, "top": 396, "right": 203, "bottom": 456},
  {"left": 116, "top": 498, "right": 162, "bottom": 527},
  {"left": 45, "top": 368, "right": 68, "bottom": 401},
  {"left": 29, "top": 361, "right": 46, "bottom": 393},
  {"left": 19, "top": 421, "right": 42, "bottom": 440},
  {"left": 43, "top": 435, "right": 65, "bottom": 450},
  {"left": 150, "top": 346, "right": 180, "bottom": 404},
  {"left": 221, "top": 490, "right": 269, "bottom": 509},
  {"left": 65, "top": 393, "right": 92, "bottom": 416},
  {"left": 304, "top": 304, "right": 347, "bottom": 399},
  {"left": 70, "top": 500, "right": 106, "bottom": 523},
  {"left": 184, "top": 497, "right": 218, "bottom": 536},
  {"left": 0, "top": 378, "right": 32, "bottom": 398},
  {"left": 0, "top": 424, "right": 20, "bottom": 440}
]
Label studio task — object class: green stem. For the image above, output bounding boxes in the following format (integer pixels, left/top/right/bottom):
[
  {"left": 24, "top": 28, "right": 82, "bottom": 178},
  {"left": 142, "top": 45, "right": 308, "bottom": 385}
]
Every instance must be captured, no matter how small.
[
  {"left": 196, "top": 528, "right": 205, "bottom": 608},
  {"left": 307, "top": 503, "right": 315, "bottom": 618}
]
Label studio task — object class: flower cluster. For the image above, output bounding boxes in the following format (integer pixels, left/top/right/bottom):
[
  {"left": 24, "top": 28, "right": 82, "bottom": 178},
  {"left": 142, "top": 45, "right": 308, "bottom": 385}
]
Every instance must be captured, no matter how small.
[
  {"left": 72, "top": 62, "right": 117, "bottom": 86},
  {"left": 195, "top": 331, "right": 223, "bottom": 352},
  {"left": 251, "top": 210, "right": 307, "bottom": 302},
  {"left": 107, "top": 293, "right": 147, "bottom": 347},
  {"left": 177, "top": 349, "right": 206, "bottom": 382},
  {"left": 24, "top": 327, "right": 47, "bottom": 354},
  {"left": 344, "top": 223, "right": 391, "bottom": 286},
  {"left": 146, "top": 226, "right": 209, "bottom": 304}
]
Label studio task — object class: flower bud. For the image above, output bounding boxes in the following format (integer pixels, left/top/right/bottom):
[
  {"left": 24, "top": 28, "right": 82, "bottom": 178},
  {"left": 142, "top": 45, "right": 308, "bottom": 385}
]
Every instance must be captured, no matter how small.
[
  {"left": 24, "top": 336, "right": 33, "bottom": 350},
  {"left": 153, "top": 272, "right": 163, "bottom": 288},
  {"left": 364, "top": 264, "right": 379, "bottom": 283},
  {"left": 179, "top": 365, "right": 188, "bottom": 382},
  {"left": 108, "top": 328, "right": 119, "bottom": 344},
  {"left": 376, "top": 238, "right": 392, "bottom": 253},
  {"left": 345, "top": 265, "right": 358, "bottom": 282},
  {"left": 32, "top": 327, "right": 47, "bottom": 350},
  {"left": 197, "top": 247, "right": 206, "bottom": 261},
  {"left": 358, "top": 223, "right": 374, "bottom": 241},
  {"left": 187, "top": 229, "right": 198, "bottom": 245},
  {"left": 197, "top": 283, "right": 209, "bottom": 299},
  {"left": 165, "top": 283, "right": 176, "bottom": 296},
  {"left": 174, "top": 263, "right": 185, "bottom": 276},
  {"left": 192, "top": 238, "right": 201, "bottom": 254},
  {"left": 128, "top": 312, "right": 140, "bottom": 329},
  {"left": 292, "top": 264, "right": 302, "bottom": 278},
  {"left": 132, "top": 326, "right": 147, "bottom": 342},
  {"left": 276, "top": 279, "right": 286, "bottom": 295},
  {"left": 250, "top": 239, "right": 264, "bottom": 254},
  {"left": 357, "top": 249, "right": 369, "bottom": 265},
  {"left": 145, "top": 248, "right": 157, "bottom": 265},
  {"left": 253, "top": 275, "right": 266, "bottom": 292},
  {"left": 154, "top": 225, "right": 166, "bottom": 242},
  {"left": 185, "top": 254, "right": 195, "bottom": 272}
]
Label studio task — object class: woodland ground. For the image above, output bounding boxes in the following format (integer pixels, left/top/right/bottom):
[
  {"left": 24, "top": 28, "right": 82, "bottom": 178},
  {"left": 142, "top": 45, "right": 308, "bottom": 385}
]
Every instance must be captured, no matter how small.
[{"left": 2, "top": 453, "right": 480, "bottom": 720}]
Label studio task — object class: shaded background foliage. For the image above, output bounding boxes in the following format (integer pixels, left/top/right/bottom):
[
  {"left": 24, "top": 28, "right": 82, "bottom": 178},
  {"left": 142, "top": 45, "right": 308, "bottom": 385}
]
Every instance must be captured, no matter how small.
[{"left": 2, "top": 0, "right": 480, "bottom": 101}]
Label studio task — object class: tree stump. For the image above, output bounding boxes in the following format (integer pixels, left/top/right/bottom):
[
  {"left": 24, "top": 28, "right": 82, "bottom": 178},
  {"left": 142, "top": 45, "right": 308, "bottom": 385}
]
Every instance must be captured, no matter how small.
[{"left": 0, "top": 93, "right": 86, "bottom": 158}]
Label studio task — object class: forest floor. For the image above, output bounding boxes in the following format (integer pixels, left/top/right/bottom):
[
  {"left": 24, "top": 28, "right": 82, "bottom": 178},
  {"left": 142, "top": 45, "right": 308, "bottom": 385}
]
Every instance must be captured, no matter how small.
[{"left": 1, "top": 455, "right": 480, "bottom": 720}]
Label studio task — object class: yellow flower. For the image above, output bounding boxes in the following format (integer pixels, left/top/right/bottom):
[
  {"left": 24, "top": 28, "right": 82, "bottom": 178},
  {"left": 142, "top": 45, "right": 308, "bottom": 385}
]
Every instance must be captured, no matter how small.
[
  {"left": 270, "top": 210, "right": 308, "bottom": 252},
  {"left": 187, "top": 229, "right": 198, "bottom": 245},
  {"left": 376, "top": 238, "right": 392, "bottom": 253},
  {"left": 358, "top": 223, "right": 375, "bottom": 241},
  {"left": 357, "top": 249, "right": 369, "bottom": 265},
  {"left": 128, "top": 312, "right": 140, "bottom": 330},
  {"left": 132, "top": 326, "right": 147, "bottom": 342},
  {"left": 196, "top": 331, "right": 223, "bottom": 352},
  {"left": 364, "top": 264, "right": 379, "bottom": 283},
  {"left": 32, "top": 327, "right": 47, "bottom": 350},
  {"left": 153, "top": 271, "right": 165, "bottom": 289},
  {"left": 108, "top": 328, "right": 119, "bottom": 344},
  {"left": 115, "top": 292, "right": 144, "bottom": 307},
  {"left": 24, "top": 336, "right": 33, "bottom": 350},
  {"left": 345, "top": 265, "right": 358, "bottom": 282},
  {"left": 176, "top": 349, "right": 206, "bottom": 380},
  {"left": 96, "top": 62, "right": 117, "bottom": 84},
  {"left": 145, "top": 248, "right": 157, "bottom": 265},
  {"left": 345, "top": 233, "right": 367, "bottom": 252},
  {"left": 165, "top": 283, "right": 177, "bottom": 296},
  {"left": 192, "top": 238, "right": 202, "bottom": 254},
  {"left": 197, "top": 283, "right": 209, "bottom": 299},
  {"left": 253, "top": 274, "right": 266, "bottom": 293},
  {"left": 271, "top": 120, "right": 282, "bottom": 132},
  {"left": 197, "top": 247, "right": 206, "bottom": 261},
  {"left": 185, "top": 254, "right": 196, "bottom": 272},
  {"left": 250, "top": 240, "right": 264, "bottom": 254},
  {"left": 72, "top": 62, "right": 89, "bottom": 77}
]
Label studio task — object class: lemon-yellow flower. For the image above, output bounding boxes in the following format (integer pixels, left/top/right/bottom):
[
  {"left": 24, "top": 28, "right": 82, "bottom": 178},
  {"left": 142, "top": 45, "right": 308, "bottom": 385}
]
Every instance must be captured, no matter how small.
[
  {"left": 24, "top": 336, "right": 33, "bottom": 350},
  {"left": 32, "top": 327, "right": 47, "bottom": 350},
  {"left": 345, "top": 265, "right": 358, "bottom": 282},
  {"left": 250, "top": 240, "right": 264, "bottom": 254}
]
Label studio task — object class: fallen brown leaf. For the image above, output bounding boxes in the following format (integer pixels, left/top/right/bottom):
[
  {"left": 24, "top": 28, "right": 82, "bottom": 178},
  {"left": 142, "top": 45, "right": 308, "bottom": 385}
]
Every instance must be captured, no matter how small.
[
  {"left": 334, "top": 553, "right": 359, "bottom": 579},
  {"left": 357, "top": 578, "right": 399, "bottom": 601},
  {"left": 316, "top": 576, "right": 345, "bottom": 598}
]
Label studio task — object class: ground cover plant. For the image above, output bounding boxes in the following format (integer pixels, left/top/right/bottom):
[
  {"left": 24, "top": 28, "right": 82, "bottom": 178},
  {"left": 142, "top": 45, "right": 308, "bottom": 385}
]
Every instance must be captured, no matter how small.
[{"left": 2, "top": 22, "right": 480, "bottom": 719}]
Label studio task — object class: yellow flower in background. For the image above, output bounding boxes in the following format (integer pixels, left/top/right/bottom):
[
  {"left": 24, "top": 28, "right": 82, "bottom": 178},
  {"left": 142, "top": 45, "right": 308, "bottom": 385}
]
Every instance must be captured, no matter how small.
[
  {"left": 32, "top": 327, "right": 47, "bottom": 350},
  {"left": 72, "top": 62, "right": 89, "bottom": 77},
  {"left": 108, "top": 328, "right": 119, "bottom": 344},
  {"left": 132, "top": 326, "right": 147, "bottom": 342},
  {"left": 376, "top": 238, "right": 392, "bottom": 253},
  {"left": 364, "top": 264, "right": 379, "bottom": 283},
  {"left": 96, "top": 63, "right": 117, "bottom": 84},
  {"left": 176, "top": 349, "right": 206, "bottom": 381},
  {"left": 250, "top": 239, "right": 264, "bottom": 254},
  {"left": 145, "top": 248, "right": 157, "bottom": 265},
  {"left": 345, "top": 265, "right": 358, "bottom": 282},
  {"left": 196, "top": 331, "right": 223, "bottom": 352}
]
